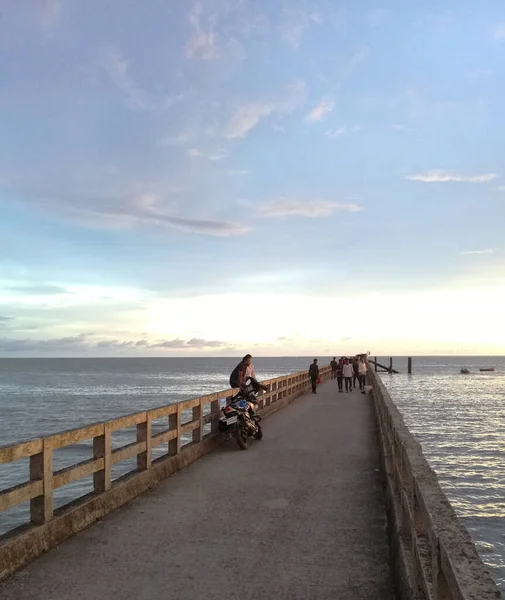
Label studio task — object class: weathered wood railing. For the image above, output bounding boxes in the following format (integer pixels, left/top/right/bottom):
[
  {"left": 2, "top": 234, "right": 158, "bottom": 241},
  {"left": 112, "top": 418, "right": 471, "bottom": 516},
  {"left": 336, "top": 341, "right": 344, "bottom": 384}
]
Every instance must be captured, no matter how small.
[
  {"left": 0, "top": 365, "right": 331, "bottom": 580},
  {"left": 368, "top": 368, "right": 501, "bottom": 599}
]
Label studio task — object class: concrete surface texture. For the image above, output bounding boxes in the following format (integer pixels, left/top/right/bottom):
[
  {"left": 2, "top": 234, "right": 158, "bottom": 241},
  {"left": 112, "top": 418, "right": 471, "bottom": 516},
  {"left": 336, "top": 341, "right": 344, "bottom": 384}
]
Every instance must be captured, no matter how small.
[{"left": 0, "top": 380, "right": 395, "bottom": 600}]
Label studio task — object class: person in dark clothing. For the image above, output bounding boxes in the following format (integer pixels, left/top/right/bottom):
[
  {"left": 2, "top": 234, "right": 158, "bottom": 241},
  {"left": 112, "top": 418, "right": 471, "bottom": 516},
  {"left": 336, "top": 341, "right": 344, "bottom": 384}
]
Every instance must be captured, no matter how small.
[
  {"left": 229, "top": 354, "right": 267, "bottom": 393},
  {"left": 352, "top": 357, "right": 359, "bottom": 388},
  {"left": 330, "top": 357, "right": 338, "bottom": 379},
  {"left": 308, "top": 359, "right": 319, "bottom": 394},
  {"left": 336, "top": 359, "right": 344, "bottom": 392}
]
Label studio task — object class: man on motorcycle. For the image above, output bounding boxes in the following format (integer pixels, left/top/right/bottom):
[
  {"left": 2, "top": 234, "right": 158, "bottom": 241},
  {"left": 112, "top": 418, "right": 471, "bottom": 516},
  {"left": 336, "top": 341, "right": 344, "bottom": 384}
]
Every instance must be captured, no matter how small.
[{"left": 229, "top": 354, "right": 268, "bottom": 394}]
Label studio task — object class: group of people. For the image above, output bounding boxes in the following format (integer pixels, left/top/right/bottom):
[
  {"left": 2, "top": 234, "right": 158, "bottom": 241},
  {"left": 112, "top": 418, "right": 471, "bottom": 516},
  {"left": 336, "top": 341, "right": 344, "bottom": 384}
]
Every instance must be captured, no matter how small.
[
  {"left": 330, "top": 356, "right": 368, "bottom": 393},
  {"left": 229, "top": 354, "right": 368, "bottom": 399},
  {"left": 308, "top": 355, "right": 367, "bottom": 394}
]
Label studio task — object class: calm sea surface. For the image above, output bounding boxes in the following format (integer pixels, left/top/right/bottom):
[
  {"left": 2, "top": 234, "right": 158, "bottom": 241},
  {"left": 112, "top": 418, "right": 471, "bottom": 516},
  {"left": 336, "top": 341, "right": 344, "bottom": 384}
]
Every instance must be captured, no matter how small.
[
  {"left": 379, "top": 355, "right": 505, "bottom": 592},
  {"left": 1, "top": 356, "right": 505, "bottom": 591}
]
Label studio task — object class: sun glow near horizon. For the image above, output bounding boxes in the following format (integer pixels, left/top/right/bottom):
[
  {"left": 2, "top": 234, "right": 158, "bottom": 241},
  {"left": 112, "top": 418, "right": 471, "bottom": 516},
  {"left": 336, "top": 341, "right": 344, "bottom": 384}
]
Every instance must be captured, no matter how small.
[
  {"left": 1, "top": 2, "right": 504, "bottom": 357},
  {"left": 143, "top": 282, "right": 505, "bottom": 356}
]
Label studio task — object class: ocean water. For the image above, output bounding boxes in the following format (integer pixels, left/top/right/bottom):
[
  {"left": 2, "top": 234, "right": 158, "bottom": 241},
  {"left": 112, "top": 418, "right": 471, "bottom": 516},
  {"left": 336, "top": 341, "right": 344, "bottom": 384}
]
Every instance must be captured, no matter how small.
[
  {"left": 0, "top": 357, "right": 316, "bottom": 536},
  {"left": 1, "top": 356, "right": 505, "bottom": 593},
  {"left": 378, "top": 355, "right": 505, "bottom": 592}
]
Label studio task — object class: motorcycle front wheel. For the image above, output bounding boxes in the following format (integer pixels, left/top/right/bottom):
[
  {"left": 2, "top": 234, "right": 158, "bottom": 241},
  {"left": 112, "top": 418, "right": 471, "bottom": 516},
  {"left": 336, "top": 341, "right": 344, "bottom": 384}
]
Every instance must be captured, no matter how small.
[{"left": 234, "top": 421, "right": 249, "bottom": 450}]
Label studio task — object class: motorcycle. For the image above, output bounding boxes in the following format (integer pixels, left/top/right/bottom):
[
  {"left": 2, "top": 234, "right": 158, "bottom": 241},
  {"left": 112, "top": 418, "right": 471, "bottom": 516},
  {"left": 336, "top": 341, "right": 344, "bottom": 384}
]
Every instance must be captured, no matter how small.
[{"left": 218, "top": 379, "right": 263, "bottom": 450}]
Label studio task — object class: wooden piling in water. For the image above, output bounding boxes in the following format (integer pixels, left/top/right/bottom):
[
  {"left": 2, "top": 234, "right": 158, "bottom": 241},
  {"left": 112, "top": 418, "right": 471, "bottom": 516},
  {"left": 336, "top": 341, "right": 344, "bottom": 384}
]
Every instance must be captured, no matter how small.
[
  {"left": 389, "top": 357, "right": 393, "bottom": 374},
  {"left": 408, "top": 357, "right": 412, "bottom": 374},
  {"left": 367, "top": 358, "right": 399, "bottom": 374}
]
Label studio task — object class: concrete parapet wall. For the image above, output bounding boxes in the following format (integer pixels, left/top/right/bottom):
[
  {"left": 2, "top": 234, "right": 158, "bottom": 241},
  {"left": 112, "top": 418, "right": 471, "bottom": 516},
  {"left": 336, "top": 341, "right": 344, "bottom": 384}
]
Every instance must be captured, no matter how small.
[
  {"left": 0, "top": 366, "right": 331, "bottom": 581},
  {"left": 368, "top": 368, "right": 501, "bottom": 600}
]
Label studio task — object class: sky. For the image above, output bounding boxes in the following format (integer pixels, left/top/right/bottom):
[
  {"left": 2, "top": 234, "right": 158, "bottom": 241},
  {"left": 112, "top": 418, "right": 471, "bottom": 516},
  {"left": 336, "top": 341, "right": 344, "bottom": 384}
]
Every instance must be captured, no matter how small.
[{"left": 0, "top": 0, "right": 504, "bottom": 357}]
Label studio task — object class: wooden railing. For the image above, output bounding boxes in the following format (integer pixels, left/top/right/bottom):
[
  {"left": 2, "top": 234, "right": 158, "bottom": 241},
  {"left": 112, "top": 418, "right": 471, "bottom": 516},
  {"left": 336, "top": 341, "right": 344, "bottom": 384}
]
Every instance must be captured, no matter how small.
[
  {"left": 0, "top": 365, "right": 331, "bottom": 580},
  {"left": 368, "top": 368, "right": 501, "bottom": 600}
]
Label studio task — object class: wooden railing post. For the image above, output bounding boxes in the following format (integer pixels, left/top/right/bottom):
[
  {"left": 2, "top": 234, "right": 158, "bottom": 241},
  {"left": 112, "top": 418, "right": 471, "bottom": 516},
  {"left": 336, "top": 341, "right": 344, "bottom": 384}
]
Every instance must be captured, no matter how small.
[
  {"left": 29, "top": 439, "right": 53, "bottom": 525},
  {"left": 210, "top": 398, "right": 220, "bottom": 434},
  {"left": 137, "top": 414, "right": 152, "bottom": 471},
  {"left": 93, "top": 423, "right": 111, "bottom": 492},
  {"left": 192, "top": 400, "right": 204, "bottom": 443},
  {"left": 169, "top": 405, "right": 181, "bottom": 456}
]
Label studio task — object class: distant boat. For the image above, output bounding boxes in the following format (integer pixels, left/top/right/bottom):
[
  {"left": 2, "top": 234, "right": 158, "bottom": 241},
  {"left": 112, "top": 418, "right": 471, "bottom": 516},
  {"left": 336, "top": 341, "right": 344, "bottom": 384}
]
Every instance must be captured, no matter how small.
[
  {"left": 460, "top": 368, "right": 470, "bottom": 374},
  {"left": 479, "top": 368, "right": 495, "bottom": 372}
]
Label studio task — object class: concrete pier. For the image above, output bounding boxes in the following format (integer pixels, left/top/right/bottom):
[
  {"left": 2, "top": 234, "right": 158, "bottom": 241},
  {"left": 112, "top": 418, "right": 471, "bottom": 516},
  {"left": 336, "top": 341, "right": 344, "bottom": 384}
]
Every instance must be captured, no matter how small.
[{"left": 0, "top": 382, "right": 394, "bottom": 600}]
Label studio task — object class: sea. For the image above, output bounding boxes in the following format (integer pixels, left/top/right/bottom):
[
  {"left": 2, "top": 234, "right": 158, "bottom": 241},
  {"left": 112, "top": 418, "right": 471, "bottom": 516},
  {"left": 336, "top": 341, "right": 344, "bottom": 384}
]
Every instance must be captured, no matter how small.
[{"left": 1, "top": 356, "right": 505, "bottom": 591}]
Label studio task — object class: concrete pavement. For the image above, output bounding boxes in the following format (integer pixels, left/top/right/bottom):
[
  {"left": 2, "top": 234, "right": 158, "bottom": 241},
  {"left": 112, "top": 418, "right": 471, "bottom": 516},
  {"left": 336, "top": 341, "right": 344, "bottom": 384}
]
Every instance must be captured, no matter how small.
[{"left": 0, "top": 379, "right": 395, "bottom": 600}]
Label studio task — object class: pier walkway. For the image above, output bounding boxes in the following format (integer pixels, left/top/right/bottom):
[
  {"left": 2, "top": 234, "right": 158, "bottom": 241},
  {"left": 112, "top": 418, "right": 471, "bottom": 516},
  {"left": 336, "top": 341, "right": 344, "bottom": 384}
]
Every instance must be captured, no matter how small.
[{"left": 0, "top": 381, "right": 394, "bottom": 600}]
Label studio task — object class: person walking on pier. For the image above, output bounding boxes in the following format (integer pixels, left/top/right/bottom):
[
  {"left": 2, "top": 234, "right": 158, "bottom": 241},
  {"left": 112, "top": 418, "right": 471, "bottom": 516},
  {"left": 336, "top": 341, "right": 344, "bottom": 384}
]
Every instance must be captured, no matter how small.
[
  {"left": 309, "top": 359, "right": 319, "bottom": 394},
  {"left": 336, "top": 358, "right": 344, "bottom": 392},
  {"left": 358, "top": 357, "right": 367, "bottom": 392},
  {"left": 342, "top": 358, "right": 353, "bottom": 392},
  {"left": 352, "top": 357, "right": 359, "bottom": 389},
  {"left": 330, "top": 357, "right": 338, "bottom": 379}
]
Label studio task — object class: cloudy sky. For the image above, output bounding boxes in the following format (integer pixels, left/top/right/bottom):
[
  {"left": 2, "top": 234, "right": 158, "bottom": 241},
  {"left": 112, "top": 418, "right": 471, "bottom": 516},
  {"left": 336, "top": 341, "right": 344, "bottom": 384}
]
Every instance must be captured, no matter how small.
[{"left": 1, "top": 0, "right": 504, "bottom": 357}]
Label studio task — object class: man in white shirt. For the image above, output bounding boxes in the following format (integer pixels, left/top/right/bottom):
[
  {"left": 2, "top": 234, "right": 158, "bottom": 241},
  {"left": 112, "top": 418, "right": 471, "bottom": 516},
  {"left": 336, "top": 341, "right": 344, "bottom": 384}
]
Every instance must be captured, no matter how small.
[
  {"left": 342, "top": 359, "right": 353, "bottom": 392},
  {"left": 358, "top": 357, "right": 367, "bottom": 391}
]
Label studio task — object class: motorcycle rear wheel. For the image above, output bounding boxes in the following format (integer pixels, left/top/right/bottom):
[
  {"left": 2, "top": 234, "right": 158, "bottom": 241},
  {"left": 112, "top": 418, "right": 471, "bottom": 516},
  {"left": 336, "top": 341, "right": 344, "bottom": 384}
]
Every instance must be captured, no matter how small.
[{"left": 235, "top": 422, "right": 249, "bottom": 450}]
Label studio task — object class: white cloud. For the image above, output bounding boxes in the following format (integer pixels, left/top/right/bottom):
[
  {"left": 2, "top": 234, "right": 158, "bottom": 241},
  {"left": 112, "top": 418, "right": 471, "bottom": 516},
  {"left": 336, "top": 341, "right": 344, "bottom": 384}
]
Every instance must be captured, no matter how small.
[
  {"left": 102, "top": 47, "right": 180, "bottom": 111},
  {"left": 325, "top": 127, "right": 346, "bottom": 138},
  {"left": 406, "top": 170, "right": 498, "bottom": 183},
  {"left": 460, "top": 249, "right": 495, "bottom": 255},
  {"left": 223, "top": 80, "right": 307, "bottom": 139},
  {"left": 0, "top": 335, "right": 233, "bottom": 354},
  {"left": 153, "top": 215, "right": 251, "bottom": 236},
  {"left": 307, "top": 99, "right": 334, "bottom": 122},
  {"left": 187, "top": 148, "right": 228, "bottom": 161},
  {"left": 223, "top": 104, "right": 274, "bottom": 139},
  {"left": 18, "top": 190, "right": 250, "bottom": 237},
  {"left": 187, "top": 2, "right": 220, "bottom": 60},
  {"left": 392, "top": 124, "right": 405, "bottom": 130},
  {"left": 326, "top": 125, "right": 362, "bottom": 138},
  {"left": 492, "top": 22, "right": 505, "bottom": 40},
  {"left": 159, "top": 132, "right": 194, "bottom": 146},
  {"left": 338, "top": 45, "right": 370, "bottom": 80},
  {"left": 258, "top": 199, "right": 364, "bottom": 218}
]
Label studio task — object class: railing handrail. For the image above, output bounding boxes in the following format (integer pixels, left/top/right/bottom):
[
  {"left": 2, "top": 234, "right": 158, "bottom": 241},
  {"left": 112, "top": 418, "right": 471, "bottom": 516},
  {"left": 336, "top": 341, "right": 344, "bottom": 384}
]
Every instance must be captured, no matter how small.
[
  {"left": 0, "top": 366, "right": 331, "bottom": 535},
  {"left": 0, "top": 367, "right": 319, "bottom": 461}
]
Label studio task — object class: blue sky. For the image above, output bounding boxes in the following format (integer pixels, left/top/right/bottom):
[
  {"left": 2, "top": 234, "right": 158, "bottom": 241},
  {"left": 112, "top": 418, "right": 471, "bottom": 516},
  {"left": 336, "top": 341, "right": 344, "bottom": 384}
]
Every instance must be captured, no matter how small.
[{"left": 1, "top": 0, "right": 504, "bottom": 356}]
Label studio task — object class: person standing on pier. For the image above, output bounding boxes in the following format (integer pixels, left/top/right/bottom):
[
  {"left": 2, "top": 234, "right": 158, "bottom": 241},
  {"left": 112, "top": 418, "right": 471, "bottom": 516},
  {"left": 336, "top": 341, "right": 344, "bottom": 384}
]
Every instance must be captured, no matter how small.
[
  {"left": 358, "top": 357, "right": 367, "bottom": 391},
  {"left": 309, "top": 359, "right": 319, "bottom": 394},
  {"left": 342, "top": 359, "right": 353, "bottom": 392},
  {"left": 330, "top": 357, "right": 338, "bottom": 379},
  {"left": 336, "top": 358, "right": 344, "bottom": 392},
  {"left": 352, "top": 357, "right": 359, "bottom": 389}
]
